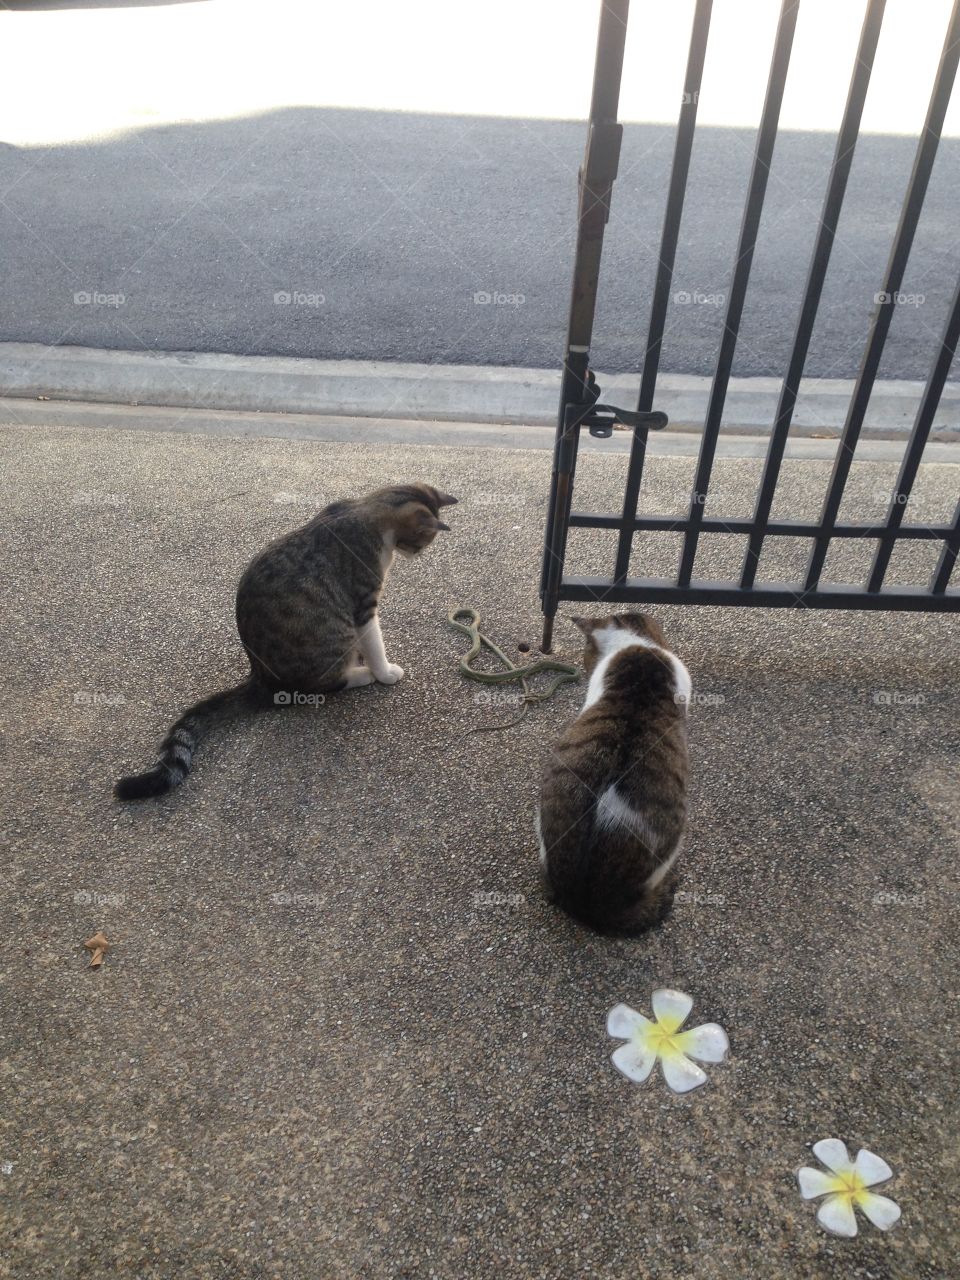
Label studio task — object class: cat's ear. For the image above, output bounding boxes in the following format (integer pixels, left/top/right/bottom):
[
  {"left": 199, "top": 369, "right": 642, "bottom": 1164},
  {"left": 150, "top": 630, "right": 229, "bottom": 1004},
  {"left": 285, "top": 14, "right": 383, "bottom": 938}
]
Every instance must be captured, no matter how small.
[
  {"left": 415, "top": 507, "right": 451, "bottom": 532},
  {"left": 435, "top": 491, "right": 458, "bottom": 507},
  {"left": 570, "top": 615, "right": 594, "bottom": 635}
]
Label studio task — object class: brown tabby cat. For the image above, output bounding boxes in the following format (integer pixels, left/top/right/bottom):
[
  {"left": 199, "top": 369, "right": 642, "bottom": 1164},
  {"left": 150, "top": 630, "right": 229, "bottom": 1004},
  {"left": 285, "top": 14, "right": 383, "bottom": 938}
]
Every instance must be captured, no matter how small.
[
  {"left": 537, "top": 613, "right": 690, "bottom": 934},
  {"left": 115, "top": 482, "right": 456, "bottom": 800}
]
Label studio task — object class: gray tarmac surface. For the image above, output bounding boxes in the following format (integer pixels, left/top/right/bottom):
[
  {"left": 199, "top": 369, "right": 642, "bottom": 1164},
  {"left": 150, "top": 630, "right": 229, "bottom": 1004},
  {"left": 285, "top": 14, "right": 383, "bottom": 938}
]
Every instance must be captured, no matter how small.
[
  {"left": 2, "top": 109, "right": 959, "bottom": 381},
  {"left": 1, "top": 421, "right": 958, "bottom": 1279}
]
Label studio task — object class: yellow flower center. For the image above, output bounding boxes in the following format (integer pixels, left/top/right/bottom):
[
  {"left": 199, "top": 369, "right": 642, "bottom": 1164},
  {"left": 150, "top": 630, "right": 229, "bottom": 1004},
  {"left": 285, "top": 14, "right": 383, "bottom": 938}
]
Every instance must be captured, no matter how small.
[
  {"left": 636, "top": 1018, "right": 686, "bottom": 1060},
  {"left": 828, "top": 1169, "right": 870, "bottom": 1205},
  {"left": 650, "top": 1025, "right": 679, "bottom": 1051}
]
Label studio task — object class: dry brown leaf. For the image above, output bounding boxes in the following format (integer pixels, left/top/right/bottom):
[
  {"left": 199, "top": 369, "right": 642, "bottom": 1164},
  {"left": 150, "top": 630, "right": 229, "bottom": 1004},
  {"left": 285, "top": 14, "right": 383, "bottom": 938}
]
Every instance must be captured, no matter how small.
[{"left": 84, "top": 931, "right": 110, "bottom": 968}]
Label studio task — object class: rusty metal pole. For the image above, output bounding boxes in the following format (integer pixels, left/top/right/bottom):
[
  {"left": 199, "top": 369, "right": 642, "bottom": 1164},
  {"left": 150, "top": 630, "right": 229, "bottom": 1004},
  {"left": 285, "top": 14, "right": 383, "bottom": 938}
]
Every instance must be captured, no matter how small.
[{"left": 539, "top": 0, "right": 630, "bottom": 652}]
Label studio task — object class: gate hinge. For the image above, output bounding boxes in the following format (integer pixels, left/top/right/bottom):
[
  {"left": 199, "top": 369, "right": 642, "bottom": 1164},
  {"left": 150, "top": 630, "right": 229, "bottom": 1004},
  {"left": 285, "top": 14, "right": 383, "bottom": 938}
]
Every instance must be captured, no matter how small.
[
  {"left": 563, "top": 369, "right": 669, "bottom": 438},
  {"left": 578, "top": 122, "right": 624, "bottom": 225}
]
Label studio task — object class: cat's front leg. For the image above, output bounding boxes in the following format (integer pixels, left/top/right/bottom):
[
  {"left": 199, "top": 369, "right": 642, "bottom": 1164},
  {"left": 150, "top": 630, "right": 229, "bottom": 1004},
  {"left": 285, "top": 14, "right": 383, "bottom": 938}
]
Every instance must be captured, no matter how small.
[{"left": 357, "top": 614, "right": 404, "bottom": 684}]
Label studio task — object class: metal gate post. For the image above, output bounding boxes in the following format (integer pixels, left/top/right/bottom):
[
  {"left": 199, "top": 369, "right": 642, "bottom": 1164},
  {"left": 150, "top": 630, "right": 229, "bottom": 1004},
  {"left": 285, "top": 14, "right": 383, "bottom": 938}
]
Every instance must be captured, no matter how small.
[
  {"left": 539, "top": 0, "right": 629, "bottom": 653},
  {"left": 538, "top": 0, "right": 958, "bottom": 621}
]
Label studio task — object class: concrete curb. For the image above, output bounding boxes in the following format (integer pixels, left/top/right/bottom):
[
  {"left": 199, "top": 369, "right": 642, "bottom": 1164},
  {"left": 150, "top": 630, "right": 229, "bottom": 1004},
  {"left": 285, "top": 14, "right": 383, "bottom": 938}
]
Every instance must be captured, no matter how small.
[
  {"left": 1, "top": 342, "right": 958, "bottom": 437},
  {"left": 4, "top": 396, "right": 960, "bottom": 464}
]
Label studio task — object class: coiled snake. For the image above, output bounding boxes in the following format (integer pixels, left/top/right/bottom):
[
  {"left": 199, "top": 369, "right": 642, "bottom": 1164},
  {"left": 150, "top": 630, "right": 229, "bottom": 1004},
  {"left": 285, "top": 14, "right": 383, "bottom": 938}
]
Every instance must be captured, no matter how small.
[{"left": 447, "top": 607, "right": 581, "bottom": 732}]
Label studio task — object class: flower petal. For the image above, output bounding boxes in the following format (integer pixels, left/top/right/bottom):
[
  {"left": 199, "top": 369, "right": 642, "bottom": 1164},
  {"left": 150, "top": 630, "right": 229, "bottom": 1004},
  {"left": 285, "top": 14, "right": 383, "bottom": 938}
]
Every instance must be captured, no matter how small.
[
  {"left": 651, "top": 988, "right": 693, "bottom": 1033},
  {"left": 857, "top": 1192, "right": 901, "bottom": 1232},
  {"left": 610, "top": 1039, "right": 657, "bottom": 1083},
  {"left": 816, "top": 1193, "right": 858, "bottom": 1237},
  {"left": 659, "top": 1051, "right": 708, "bottom": 1093},
  {"left": 675, "top": 1022, "right": 729, "bottom": 1064},
  {"left": 606, "top": 1003, "right": 651, "bottom": 1040},
  {"left": 812, "top": 1138, "right": 854, "bottom": 1175},
  {"left": 798, "top": 1167, "right": 842, "bottom": 1200},
  {"left": 854, "top": 1148, "right": 893, "bottom": 1188}
]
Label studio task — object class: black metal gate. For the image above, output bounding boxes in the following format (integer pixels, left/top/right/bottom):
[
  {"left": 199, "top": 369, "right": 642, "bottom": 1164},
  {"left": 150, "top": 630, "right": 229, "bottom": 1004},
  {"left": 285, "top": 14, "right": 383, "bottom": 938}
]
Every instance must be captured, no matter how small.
[{"left": 539, "top": 0, "right": 960, "bottom": 651}]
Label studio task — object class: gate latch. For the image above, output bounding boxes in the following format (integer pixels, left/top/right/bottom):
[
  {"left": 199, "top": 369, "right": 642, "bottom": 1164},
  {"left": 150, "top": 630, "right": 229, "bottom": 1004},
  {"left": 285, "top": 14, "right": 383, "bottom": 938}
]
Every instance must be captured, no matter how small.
[{"left": 563, "top": 369, "right": 669, "bottom": 439}]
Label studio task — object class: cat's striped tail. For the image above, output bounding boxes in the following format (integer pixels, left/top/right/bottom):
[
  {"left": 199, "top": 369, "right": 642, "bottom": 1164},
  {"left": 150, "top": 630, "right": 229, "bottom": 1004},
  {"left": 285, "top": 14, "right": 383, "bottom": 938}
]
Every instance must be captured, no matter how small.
[{"left": 114, "top": 680, "right": 269, "bottom": 801}]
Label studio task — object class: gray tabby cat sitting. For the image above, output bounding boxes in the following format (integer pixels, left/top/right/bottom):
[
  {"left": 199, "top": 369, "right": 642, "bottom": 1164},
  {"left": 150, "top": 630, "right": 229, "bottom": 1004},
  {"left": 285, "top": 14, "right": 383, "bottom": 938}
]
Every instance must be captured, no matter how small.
[
  {"left": 115, "top": 483, "right": 456, "bottom": 801},
  {"left": 537, "top": 612, "right": 690, "bottom": 934}
]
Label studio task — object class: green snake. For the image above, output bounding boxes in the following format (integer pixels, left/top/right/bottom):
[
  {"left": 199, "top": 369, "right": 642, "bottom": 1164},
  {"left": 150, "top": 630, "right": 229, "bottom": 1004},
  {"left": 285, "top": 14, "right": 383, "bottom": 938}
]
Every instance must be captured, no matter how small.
[{"left": 447, "top": 607, "right": 581, "bottom": 731}]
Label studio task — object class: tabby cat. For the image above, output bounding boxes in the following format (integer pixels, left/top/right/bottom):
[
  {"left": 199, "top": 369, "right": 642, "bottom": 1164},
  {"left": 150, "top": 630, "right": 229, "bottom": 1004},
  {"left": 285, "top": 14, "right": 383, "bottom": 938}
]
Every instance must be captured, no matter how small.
[
  {"left": 537, "top": 613, "right": 690, "bottom": 934},
  {"left": 115, "top": 482, "right": 456, "bottom": 800}
]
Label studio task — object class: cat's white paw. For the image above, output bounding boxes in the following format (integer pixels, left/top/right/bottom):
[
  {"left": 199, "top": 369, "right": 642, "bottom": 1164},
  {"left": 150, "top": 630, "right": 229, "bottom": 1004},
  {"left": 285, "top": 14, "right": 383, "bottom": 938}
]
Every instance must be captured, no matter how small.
[
  {"left": 344, "top": 667, "right": 376, "bottom": 688},
  {"left": 376, "top": 663, "right": 405, "bottom": 685}
]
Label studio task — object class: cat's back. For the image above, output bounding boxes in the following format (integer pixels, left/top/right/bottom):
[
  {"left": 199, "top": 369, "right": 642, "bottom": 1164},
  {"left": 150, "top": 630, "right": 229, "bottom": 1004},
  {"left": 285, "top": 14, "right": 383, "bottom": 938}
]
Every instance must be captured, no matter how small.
[
  {"left": 602, "top": 643, "right": 687, "bottom": 746},
  {"left": 238, "top": 503, "right": 379, "bottom": 600},
  {"left": 539, "top": 623, "right": 691, "bottom": 934}
]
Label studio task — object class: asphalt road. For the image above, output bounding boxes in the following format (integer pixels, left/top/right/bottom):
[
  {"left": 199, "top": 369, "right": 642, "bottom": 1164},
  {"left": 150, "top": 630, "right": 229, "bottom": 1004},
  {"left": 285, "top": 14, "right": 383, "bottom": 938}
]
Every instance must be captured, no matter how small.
[{"left": 1, "top": 89, "right": 959, "bottom": 382}]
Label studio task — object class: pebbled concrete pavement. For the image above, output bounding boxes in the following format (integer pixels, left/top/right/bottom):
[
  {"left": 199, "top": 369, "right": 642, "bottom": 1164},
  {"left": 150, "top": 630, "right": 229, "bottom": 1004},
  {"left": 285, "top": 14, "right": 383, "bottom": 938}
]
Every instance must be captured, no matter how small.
[{"left": 0, "top": 418, "right": 957, "bottom": 1279}]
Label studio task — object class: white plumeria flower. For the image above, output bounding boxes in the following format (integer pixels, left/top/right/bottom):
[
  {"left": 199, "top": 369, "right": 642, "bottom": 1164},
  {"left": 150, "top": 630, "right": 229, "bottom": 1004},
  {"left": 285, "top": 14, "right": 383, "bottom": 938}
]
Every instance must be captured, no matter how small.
[
  {"left": 606, "top": 989, "right": 729, "bottom": 1093},
  {"left": 798, "top": 1139, "right": 901, "bottom": 1238}
]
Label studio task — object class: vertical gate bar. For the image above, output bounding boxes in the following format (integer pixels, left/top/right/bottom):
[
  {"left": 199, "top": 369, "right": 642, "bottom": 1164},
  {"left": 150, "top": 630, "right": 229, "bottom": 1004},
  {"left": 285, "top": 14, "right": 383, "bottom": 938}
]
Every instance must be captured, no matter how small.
[
  {"left": 868, "top": 273, "right": 960, "bottom": 593},
  {"left": 741, "top": 0, "right": 887, "bottom": 590},
  {"left": 539, "top": 0, "right": 630, "bottom": 652},
  {"left": 932, "top": 499, "right": 960, "bottom": 593},
  {"left": 613, "top": 0, "right": 714, "bottom": 584},
  {"left": 804, "top": 0, "right": 960, "bottom": 594},
  {"left": 676, "top": 0, "right": 800, "bottom": 589}
]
